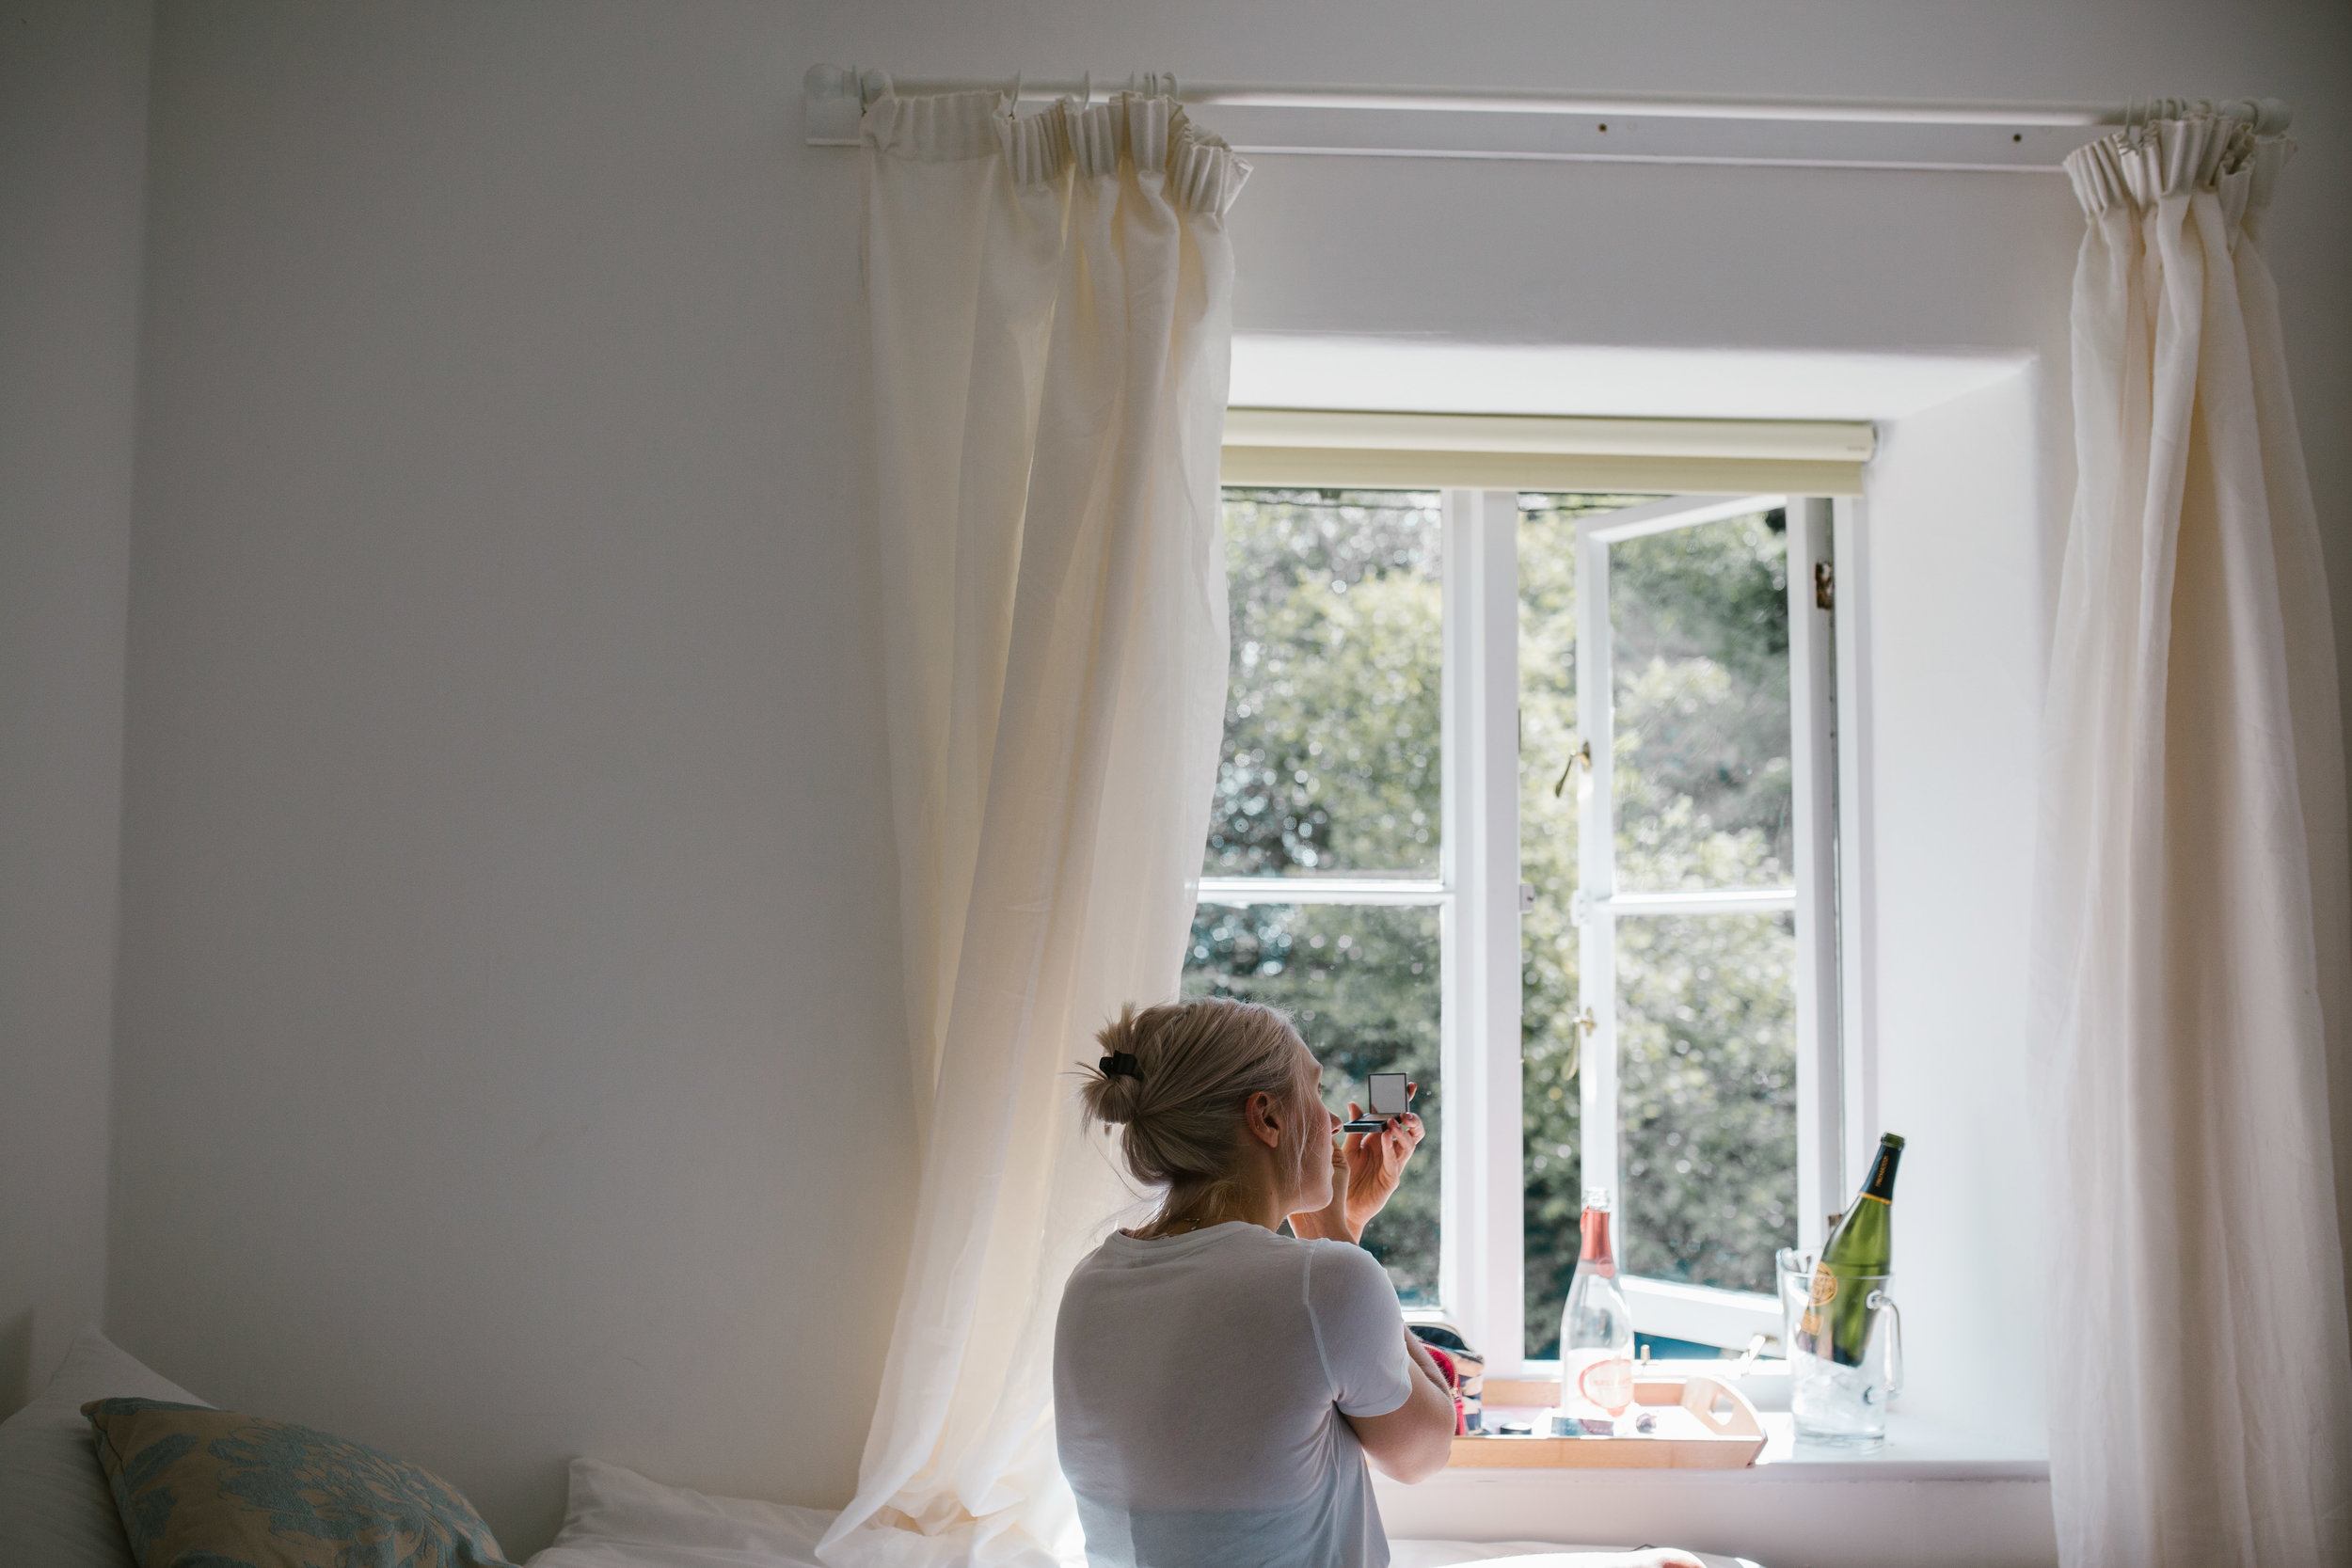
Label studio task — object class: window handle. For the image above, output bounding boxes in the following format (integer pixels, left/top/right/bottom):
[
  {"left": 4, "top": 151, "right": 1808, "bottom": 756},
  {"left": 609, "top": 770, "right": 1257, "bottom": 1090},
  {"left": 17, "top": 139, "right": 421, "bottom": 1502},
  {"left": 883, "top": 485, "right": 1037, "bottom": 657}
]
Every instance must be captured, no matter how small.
[
  {"left": 1552, "top": 737, "right": 1592, "bottom": 798},
  {"left": 1556, "top": 1006, "right": 1597, "bottom": 1082}
]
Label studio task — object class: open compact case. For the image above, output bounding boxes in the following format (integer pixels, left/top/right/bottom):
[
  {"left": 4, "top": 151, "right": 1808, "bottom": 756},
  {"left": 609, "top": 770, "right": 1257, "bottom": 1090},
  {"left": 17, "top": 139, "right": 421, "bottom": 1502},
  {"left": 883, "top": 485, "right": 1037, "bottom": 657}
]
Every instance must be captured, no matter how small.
[{"left": 1343, "top": 1072, "right": 1410, "bottom": 1132}]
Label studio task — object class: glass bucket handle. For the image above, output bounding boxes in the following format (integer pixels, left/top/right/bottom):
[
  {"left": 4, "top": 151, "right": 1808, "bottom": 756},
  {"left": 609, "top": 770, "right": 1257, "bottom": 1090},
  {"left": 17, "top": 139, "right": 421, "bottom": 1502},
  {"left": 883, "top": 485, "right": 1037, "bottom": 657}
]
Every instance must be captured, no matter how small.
[{"left": 1866, "top": 1287, "right": 1903, "bottom": 1401}]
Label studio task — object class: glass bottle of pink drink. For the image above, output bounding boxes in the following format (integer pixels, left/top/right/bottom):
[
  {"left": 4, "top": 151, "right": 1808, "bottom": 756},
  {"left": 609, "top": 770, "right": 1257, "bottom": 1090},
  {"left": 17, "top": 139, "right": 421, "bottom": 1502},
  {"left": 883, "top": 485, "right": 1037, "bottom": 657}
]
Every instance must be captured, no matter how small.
[{"left": 1558, "top": 1188, "right": 1635, "bottom": 1434}]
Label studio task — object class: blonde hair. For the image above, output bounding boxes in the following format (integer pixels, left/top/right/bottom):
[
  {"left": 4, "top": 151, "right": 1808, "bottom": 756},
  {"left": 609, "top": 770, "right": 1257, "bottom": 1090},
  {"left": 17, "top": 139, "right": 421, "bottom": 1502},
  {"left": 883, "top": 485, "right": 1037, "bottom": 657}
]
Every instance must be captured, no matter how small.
[{"left": 1081, "top": 997, "right": 1320, "bottom": 1225}]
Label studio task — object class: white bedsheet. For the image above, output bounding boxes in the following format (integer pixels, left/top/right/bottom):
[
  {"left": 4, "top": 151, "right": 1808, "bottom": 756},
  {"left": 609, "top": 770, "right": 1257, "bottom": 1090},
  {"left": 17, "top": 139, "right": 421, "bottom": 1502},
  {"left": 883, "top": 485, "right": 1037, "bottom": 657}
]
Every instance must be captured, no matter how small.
[
  {"left": 525, "top": 1457, "right": 832, "bottom": 1568},
  {"left": 523, "top": 1458, "right": 1759, "bottom": 1568},
  {"left": 1393, "top": 1544, "right": 1758, "bottom": 1568}
]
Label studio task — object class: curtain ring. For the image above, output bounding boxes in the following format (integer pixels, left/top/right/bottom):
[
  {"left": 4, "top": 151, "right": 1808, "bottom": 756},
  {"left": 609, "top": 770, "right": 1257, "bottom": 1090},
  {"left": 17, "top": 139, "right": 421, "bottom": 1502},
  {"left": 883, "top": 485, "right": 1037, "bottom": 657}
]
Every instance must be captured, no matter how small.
[{"left": 859, "top": 69, "right": 894, "bottom": 106}]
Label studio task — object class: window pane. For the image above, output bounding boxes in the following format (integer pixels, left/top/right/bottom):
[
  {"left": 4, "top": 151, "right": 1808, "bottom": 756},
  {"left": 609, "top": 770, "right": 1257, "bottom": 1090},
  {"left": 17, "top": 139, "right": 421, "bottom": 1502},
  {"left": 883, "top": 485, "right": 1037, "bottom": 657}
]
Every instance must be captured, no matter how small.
[
  {"left": 1183, "top": 900, "right": 1441, "bottom": 1305},
  {"left": 1618, "top": 911, "right": 1797, "bottom": 1294},
  {"left": 1518, "top": 498, "right": 1602, "bottom": 1355},
  {"left": 1207, "top": 488, "right": 1442, "bottom": 879},
  {"left": 1609, "top": 510, "right": 1793, "bottom": 890}
]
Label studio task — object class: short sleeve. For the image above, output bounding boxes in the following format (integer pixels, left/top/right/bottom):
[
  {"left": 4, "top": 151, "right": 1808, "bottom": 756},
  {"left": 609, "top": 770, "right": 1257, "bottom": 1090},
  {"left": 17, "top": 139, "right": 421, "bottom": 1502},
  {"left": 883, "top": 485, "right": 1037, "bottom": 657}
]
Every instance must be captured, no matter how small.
[{"left": 1303, "top": 1242, "right": 1413, "bottom": 1418}]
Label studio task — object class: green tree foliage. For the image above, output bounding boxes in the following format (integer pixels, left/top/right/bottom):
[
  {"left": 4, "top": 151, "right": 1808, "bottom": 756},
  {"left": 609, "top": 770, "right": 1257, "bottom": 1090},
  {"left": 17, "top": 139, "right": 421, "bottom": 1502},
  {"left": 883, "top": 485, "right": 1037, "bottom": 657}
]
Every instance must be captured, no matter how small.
[
  {"left": 1200, "top": 492, "right": 1442, "bottom": 879},
  {"left": 1185, "top": 491, "right": 1447, "bottom": 1301},
  {"left": 1184, "top": 489, "right": 1799, "bottom": 1346},
  {"left": 1520, "top": 498, "right": 1799, "bottom": 1354}
]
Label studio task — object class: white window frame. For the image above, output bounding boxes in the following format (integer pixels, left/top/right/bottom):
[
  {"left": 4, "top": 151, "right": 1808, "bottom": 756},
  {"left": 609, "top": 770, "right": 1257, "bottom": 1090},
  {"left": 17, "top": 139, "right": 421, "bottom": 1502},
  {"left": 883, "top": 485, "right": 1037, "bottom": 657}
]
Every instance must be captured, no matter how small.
[{"left": 1198, "top": 483, "right": 1860, "bottom": 1375}]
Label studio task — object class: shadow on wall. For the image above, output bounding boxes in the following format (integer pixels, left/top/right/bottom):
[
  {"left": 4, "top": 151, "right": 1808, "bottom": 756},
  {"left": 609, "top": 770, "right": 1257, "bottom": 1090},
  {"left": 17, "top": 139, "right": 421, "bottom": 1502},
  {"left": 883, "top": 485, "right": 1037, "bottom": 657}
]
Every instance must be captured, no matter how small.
[{"left": 0, "top": 1309, "right": 31, "bottom": 1418}]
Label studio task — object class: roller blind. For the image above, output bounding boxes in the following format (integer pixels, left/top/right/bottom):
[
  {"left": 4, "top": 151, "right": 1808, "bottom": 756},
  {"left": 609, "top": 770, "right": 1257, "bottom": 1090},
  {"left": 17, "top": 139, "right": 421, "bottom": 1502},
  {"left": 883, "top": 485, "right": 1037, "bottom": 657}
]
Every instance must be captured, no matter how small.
[{"left": 1220, "top": 408, "right": 1874, "bottom": 496}]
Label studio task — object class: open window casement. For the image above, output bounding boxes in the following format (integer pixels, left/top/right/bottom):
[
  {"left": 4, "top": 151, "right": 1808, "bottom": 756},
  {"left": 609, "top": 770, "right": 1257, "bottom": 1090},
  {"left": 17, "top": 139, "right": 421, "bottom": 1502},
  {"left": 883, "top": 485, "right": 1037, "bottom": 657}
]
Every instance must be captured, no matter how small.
[{"left": 1205, "top": 411, "right": 1869, "bottom": 1370}]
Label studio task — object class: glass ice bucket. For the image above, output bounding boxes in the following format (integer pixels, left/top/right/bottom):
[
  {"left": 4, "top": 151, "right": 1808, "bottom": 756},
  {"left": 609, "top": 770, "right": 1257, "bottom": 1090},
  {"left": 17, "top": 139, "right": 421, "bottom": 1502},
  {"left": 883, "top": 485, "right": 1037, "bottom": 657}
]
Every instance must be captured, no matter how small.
[{"left": 1776, "top": 1247, "right": 1903, "bottom": 1447}]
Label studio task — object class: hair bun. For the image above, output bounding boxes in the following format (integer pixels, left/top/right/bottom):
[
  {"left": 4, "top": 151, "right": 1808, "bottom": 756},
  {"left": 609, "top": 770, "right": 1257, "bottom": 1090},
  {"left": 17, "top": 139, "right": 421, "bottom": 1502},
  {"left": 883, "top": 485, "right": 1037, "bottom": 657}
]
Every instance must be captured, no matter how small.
[
  {"left": 1082, "top": 1007, "right": 1154, "bottom": 1125},
  {"left": 1075, "top": 997, "right": 1305, "bottom": 1206}
]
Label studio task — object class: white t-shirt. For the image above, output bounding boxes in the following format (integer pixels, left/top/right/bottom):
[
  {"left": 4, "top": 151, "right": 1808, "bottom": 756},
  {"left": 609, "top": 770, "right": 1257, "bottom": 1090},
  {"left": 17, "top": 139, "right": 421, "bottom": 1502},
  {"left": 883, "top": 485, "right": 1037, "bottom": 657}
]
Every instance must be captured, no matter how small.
[{"left": 1054, "top": 1221, "right": 1415, "bottom": 1568}]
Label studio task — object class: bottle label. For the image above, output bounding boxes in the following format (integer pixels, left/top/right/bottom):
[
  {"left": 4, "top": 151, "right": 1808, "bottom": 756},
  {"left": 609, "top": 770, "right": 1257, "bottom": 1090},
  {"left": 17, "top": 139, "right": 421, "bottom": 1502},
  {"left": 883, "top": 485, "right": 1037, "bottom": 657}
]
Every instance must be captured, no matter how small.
[
  {"left": 1578, "top": 1356, "right": 1634, "bottom": 1414},
  {"left": 1809, "top": 1269, "right": 1839, "bottom": 1307}
]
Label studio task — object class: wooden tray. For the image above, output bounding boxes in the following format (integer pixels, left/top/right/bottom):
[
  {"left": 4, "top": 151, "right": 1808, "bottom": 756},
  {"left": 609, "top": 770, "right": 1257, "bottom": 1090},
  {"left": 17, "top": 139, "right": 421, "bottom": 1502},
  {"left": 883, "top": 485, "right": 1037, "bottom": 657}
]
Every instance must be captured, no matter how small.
[{"left": 1448, "top": 1375, "right": 1765, "bottom": 1469}]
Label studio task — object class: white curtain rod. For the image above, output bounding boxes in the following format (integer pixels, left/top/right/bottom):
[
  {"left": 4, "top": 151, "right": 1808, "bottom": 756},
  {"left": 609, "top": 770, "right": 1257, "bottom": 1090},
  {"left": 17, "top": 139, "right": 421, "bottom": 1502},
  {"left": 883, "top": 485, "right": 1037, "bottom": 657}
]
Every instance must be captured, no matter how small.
[{"left": 805, "top": 66, "right": 2291, "bottom": 146}]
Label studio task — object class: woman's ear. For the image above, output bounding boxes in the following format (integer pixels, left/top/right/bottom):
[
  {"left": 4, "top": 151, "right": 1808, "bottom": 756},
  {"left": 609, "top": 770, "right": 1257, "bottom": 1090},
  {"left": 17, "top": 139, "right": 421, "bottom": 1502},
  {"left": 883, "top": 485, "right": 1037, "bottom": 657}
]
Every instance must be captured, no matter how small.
[{"left": 1243, "top": 1089, "right": 1284, "bottom": 1149}]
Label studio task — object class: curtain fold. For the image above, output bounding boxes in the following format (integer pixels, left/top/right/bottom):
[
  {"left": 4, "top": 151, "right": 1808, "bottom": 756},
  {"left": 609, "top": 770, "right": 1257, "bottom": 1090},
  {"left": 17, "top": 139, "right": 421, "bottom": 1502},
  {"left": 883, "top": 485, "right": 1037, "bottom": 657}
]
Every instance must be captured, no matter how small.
[
  {"left": 820, "top": 87, "right": 1247, "bottom": 1568},
  {"left": 2033, "top": 108, "right": 2352, "bottom": 1567}
]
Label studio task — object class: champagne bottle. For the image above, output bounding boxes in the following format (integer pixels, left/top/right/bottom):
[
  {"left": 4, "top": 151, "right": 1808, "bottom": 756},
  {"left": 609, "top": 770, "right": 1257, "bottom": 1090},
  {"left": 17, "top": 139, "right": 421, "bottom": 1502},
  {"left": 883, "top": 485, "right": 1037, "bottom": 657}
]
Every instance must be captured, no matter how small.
[
  {"left": 1558, "top": 1189, "right": 1635, "bottom": 1433},
  {"left": 1799, "top": 1133, "right": 1903, "bottom": 1367}
]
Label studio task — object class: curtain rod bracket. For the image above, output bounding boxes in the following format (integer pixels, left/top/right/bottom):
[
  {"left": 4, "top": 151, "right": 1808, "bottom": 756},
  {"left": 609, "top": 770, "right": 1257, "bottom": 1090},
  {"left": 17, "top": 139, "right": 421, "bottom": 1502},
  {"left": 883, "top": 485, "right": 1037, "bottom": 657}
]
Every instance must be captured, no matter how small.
[{"left": 803, "top": 63, "right": 863, "bottom": 146}]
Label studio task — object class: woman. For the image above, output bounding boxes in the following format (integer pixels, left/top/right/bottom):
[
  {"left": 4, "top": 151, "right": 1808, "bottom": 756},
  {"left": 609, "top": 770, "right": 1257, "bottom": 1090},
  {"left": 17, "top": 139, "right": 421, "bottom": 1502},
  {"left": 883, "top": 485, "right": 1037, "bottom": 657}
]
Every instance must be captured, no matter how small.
[
  {"left": 1054, "top": 998, "right": 1713, "bottom": 1568},
  {"left": 1054, "top": 996, "right": 1454, "bottom": 1568}
]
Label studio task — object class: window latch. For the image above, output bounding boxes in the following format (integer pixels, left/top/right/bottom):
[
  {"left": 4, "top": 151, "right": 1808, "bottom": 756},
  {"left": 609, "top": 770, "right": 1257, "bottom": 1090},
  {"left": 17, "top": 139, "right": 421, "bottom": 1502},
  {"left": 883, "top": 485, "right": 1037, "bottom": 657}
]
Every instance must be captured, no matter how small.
[
  {"left": 1518, "top": 881, "right": 1536, "bottom": 915},
  {"left": 1552, "top": 737, "right": 1592, "bottom": 798},
  {"left": 1569, "top": 887, "right": 1593, "bottom": 927},
  {"left": 1814, "top": 560, "right": 1835, "bottom": 610}
]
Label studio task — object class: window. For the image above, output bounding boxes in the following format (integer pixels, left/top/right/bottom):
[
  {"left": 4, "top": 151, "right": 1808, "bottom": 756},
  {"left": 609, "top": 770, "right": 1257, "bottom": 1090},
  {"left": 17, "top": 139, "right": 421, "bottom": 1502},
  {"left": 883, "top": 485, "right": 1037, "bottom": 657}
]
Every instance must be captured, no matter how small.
[
  {"left": 1185, "top": 489, "right": 1447, "bottom": 1302},
  {"left": 1187, "top": 467, "right": 1856, "bottom": 1372}
]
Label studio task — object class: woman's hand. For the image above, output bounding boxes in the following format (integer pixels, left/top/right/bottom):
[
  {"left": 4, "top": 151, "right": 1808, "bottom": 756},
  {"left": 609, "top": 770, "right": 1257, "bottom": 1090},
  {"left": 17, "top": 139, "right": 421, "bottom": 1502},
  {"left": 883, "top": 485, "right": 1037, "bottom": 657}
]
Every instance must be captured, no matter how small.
[{"left": 1291, "top": 1085, "right": 1423, "bottom": 1243}]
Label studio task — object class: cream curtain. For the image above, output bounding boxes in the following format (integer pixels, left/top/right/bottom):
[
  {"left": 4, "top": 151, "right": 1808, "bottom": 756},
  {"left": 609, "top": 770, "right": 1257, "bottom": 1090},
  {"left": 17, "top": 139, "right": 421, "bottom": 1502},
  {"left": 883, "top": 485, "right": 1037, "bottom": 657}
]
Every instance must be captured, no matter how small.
[
  {"left": 818, "top": 88, "right": 1247, "bottom": 1568},
  {"left": 2033, "top": 109, "right": 2352, "bottom": 1566}
]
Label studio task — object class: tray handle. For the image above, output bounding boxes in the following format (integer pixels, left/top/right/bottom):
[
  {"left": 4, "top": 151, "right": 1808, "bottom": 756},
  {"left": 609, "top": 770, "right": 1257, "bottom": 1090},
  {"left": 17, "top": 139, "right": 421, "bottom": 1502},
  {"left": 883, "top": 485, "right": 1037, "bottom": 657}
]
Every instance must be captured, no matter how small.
[{"left": 1677, "top": 1375, "right": 1748, "bottom": 1435}]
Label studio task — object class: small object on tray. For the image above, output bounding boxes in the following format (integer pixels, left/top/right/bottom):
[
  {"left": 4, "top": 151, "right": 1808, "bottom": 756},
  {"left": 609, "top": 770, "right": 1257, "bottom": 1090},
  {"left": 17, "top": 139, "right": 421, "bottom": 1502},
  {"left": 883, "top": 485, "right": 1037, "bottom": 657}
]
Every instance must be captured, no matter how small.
[
  {"left": 1409, "top": 1321, "right": 1486, "bottom": 1436},
  {"left": 1449, "top": 1375, "right": 1766, "bottom": 1469}
]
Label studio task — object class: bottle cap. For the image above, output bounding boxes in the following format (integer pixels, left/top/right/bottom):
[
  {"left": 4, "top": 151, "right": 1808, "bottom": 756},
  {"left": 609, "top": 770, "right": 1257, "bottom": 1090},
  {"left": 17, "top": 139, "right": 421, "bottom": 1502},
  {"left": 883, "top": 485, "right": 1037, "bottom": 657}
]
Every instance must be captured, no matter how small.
[{"left": 1881, "top": 1132, "right": 1906, "bottom": 1150}]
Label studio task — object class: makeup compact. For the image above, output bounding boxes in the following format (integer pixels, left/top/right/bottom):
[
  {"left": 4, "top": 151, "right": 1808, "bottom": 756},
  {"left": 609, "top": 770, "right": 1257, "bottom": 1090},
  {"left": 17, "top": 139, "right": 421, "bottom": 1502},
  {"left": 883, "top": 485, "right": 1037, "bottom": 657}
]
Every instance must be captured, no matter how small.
[{"left": 1343, "top": 1071, "right": 1409, "bottom": 1132}]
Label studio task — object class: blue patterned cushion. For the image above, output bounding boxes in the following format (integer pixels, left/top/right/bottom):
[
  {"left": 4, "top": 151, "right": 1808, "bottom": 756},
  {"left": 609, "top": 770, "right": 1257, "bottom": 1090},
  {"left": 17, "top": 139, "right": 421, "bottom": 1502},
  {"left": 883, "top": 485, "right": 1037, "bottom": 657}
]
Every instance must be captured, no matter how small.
[{"left": 82, "top": 1398, "right": 510, "bottom": 1568}]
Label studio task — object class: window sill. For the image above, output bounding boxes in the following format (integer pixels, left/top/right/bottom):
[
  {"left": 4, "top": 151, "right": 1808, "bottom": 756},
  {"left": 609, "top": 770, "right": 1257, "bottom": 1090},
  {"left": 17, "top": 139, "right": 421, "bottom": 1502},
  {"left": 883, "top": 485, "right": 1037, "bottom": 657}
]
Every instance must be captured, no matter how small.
[
  {"left": 1392, "top": 1411, "right": 2046, "bottom": 1485},
  {"left": 1377, "top": 1375, "right": 2055, "bottom": 1566},
  {"left": 1747, "top": 1410, "right": 2045, "bottom": 1481}
]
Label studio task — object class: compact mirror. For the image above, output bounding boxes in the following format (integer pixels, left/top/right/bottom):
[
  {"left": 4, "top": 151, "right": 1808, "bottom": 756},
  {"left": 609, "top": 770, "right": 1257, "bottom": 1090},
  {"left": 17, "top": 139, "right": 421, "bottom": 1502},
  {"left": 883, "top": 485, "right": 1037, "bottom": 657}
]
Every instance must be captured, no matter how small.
[{"left": 1343, "top": 1071, "right": 1409, "bottom": 1132}]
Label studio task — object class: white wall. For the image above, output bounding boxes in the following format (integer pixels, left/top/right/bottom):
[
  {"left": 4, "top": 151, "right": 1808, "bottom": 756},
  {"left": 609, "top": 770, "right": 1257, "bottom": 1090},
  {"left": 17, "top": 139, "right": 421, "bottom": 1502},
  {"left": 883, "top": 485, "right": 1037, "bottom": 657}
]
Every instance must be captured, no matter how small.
[
  {"left": 1865, "top": 371, "right": 2048, "bottom": 1442},
  {"left": 108, "top": 2, "right": 914, "bottom": 1545},
  {"left": 0, "top": 0, "right": 151, "bottom": 1417},
  {"left": 102, "top": 0, "right": 2352, "bottom": 1555}
]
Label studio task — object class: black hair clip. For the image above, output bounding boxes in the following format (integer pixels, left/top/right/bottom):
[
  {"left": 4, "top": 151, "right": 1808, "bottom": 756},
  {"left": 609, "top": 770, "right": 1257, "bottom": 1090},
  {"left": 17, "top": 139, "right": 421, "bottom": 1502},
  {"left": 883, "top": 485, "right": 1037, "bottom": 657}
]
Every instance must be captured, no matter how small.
[{"left": 1100, "top": 1052, "right": 1142, "bottom": 1079}]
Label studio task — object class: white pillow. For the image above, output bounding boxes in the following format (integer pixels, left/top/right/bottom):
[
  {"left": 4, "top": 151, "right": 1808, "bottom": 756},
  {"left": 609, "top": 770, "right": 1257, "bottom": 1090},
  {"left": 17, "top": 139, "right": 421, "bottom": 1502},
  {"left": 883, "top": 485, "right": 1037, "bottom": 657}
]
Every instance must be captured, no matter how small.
[
  {"left": 525, "top": 1456, "right": 836, "bottom": 1568},
  {"left": 0, "top": 1325, "right": 208, "bottom": 1568}
]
